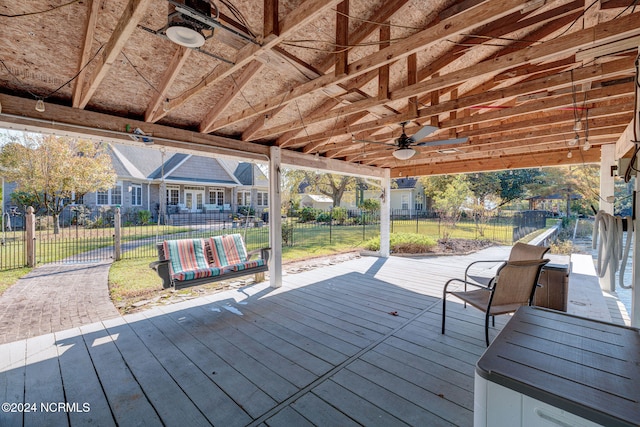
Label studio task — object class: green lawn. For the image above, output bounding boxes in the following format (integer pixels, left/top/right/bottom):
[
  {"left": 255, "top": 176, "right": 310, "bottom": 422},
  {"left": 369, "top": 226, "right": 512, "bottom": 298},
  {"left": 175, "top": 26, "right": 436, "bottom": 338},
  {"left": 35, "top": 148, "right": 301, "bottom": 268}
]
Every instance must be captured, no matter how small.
[{"left": 0, "top": 218, "right": 519, "bottom": 302}]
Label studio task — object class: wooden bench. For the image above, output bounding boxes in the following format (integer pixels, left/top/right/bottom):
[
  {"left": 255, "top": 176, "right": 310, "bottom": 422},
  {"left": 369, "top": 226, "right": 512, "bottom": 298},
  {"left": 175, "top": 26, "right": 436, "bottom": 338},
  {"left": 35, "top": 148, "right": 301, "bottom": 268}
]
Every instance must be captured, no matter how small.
[{"left": 149, "top": 234, "right": 270, "bottom": 289}]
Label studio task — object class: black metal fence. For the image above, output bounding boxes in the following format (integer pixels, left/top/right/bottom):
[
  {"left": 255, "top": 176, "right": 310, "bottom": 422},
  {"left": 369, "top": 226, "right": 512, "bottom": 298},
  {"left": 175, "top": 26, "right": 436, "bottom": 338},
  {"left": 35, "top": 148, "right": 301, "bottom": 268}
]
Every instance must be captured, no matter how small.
[{"left": 0, "top": 206, "right": 550, "bottom": 271}]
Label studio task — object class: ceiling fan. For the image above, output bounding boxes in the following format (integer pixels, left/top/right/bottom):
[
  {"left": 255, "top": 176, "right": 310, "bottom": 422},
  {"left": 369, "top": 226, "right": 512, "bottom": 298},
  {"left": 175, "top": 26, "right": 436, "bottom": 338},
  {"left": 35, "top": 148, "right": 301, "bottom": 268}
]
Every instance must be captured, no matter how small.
[{"left": 355, "top": 122, "right": 468, "bottom": 160}]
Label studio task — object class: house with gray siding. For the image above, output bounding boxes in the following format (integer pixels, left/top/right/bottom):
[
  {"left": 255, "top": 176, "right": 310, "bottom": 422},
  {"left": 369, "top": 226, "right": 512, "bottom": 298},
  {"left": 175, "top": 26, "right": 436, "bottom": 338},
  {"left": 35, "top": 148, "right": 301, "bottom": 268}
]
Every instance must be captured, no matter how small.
[{"left": 80, "top": 144, "right": 269, "bottom": 218}]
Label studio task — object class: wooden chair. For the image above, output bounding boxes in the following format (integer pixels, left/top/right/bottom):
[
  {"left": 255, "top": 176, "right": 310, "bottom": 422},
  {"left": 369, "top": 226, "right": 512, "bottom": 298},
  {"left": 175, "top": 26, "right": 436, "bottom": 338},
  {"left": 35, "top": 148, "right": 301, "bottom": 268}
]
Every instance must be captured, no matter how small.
[{"left": 441, "top": 257, "right": 550, "bottom": 346}]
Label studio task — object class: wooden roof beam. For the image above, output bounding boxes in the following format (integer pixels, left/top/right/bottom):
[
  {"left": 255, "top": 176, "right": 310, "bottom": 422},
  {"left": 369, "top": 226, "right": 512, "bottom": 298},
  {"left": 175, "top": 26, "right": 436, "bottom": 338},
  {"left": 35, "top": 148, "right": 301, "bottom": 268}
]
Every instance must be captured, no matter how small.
[
  {"left": 248, "top": 0, "right": 409, "bottom": 143},
  {"left": 257, "top": 6, "right": 600, "bottom": 143},
  {"left": 76, "top": 0, "right": 154, "bottom": 109},
  {"left": 144, "top": 46, "right": 191, "bottom": 122},
  {"left": 154, "top": 0, "right": 342, "bottom": 124},
  {"left": 390, "top": 149, "right": 602, "bottom": 177},
  {"left": 208, "top": 0, "right": 529, "bottom": 132},
  {"left": 283, "top": 54, "right": 636, "bottom": 147},
  {"left": 71, "top": 0, "right": 100, "bottom": 108}
]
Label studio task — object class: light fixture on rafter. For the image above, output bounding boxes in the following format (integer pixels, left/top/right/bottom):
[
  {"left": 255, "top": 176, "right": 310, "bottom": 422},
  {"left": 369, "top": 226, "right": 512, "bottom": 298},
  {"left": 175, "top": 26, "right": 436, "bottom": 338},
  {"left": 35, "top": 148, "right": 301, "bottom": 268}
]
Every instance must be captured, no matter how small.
[
  {"left": 573, "top": 119, "right": 582, "bottom": 132},
  {"left": 35, "top": 99, "right": 45, "bottom": 113},
  {"left": 165, "top": 0, "right": 215, "bottom": 48},
  {"left": 567, "top": 151, "right": 573, "bottom": 159},
  {"left": 568, "top": 134, "right": 579, "bottom": 146}
]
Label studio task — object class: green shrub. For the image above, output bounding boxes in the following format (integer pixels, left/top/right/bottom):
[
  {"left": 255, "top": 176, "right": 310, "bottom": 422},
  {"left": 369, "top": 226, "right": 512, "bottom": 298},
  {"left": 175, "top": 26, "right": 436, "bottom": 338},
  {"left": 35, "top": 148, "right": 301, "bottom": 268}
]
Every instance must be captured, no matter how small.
[
  {"left": 299, "top": 207, "right": 321, "bottom": 222},
  {"left": 137, "top": 209, "right": 151, "bottom": 225},
  {"left": 331, "top": 207, "right": 348, "bottom": 224},
  {"left": 316, "top": 212, "right": 332, "bottom": 223},
  {"left": 363, "top": 232, "right": 437, "bottom": 253},
  {"left": 360, "top": 198, "right": 380, "bottom": 212},
  {"left": 238, "top": 206, "right": 255, "bottom": 216},
  {"left": 282, "top": 221, "right": 294, "bottom": 246},
  {"left": 550, "top": 239, "right": 574, "bottom": 255}
]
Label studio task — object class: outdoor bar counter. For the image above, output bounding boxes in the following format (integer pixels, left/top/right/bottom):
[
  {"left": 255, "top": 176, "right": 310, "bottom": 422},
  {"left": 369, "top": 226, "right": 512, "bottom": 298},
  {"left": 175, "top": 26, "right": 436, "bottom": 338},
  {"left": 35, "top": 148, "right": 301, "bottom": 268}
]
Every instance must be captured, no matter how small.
[{"left": 474, "top": 306, "right": 640, "bottom": 427}]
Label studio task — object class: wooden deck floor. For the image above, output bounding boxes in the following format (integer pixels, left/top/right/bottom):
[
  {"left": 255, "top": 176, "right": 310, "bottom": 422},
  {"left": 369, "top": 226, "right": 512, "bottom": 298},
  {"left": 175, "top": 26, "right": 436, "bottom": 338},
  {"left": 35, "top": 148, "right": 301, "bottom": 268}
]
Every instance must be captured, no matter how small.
[{"left": 0, "top": 247, "right": 572, "bottom": 426}]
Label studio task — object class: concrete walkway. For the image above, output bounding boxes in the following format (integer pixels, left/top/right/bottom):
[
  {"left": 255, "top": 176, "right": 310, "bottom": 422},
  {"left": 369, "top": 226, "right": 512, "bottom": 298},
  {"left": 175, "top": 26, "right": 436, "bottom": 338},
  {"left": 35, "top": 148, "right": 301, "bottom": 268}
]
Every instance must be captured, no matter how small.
[{"left": 0, "top": 261, "right": 120, "bottom": 344}]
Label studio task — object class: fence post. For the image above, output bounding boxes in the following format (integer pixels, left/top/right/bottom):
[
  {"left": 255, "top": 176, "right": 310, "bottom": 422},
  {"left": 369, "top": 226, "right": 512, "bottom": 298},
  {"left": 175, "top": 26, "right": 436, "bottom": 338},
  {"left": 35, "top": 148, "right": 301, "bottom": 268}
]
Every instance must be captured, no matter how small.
[
  {"left": 329, "top": 208, "right": 332, "bottom": 244},
  {"left": 114, "top": 207, "right": 121, "bottom": 261},
  {"left": 25, "top": 206, "right": 36, "bottom": 267}
]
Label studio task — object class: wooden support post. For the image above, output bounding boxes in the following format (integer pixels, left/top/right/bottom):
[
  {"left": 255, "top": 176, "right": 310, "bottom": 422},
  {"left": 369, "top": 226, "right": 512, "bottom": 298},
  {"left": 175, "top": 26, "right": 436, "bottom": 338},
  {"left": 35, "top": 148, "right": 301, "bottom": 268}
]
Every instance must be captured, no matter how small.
[
  {"left": 335, "top": 1, "right": 349, "bottom": 77},
  {"left": 380, "top": 168, "right": 391, "bottom": 257},
  {"left": 269, "top": 146, "right": 283, "bottom": 288},
  {"left": 633, "top": 176, "right": 640, "bottom": 327},
  {"left": 408, "top": 53, "right": 418, "bottom": 118},
  {"left": 264, "top": 0, "right": 279, "bottom": 37},
  {"left": 114, "top": 207, "right": 122, "bottom": 261},
  {"left": 25, "top": 207, "right": 36, "bottom": 267}
]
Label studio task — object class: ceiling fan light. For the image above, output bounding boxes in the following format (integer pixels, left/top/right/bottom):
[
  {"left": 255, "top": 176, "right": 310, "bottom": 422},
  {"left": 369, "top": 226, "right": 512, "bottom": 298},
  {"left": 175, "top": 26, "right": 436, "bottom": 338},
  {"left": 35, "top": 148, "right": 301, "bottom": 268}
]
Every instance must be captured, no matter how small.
[
  {"left": 392, "top": 147, "right": 416, "bottom": 160},
  {"left": 166, "top": 24, "right": 206, "bottom": 48}
]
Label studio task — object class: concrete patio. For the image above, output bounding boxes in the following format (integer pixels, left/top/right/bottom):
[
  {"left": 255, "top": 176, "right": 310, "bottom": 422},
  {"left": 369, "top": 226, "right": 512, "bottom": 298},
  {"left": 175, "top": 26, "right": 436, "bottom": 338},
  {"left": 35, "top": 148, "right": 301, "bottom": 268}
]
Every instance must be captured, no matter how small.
[{"left": 0, "top": 247, "right": 628, "bottom": 426}]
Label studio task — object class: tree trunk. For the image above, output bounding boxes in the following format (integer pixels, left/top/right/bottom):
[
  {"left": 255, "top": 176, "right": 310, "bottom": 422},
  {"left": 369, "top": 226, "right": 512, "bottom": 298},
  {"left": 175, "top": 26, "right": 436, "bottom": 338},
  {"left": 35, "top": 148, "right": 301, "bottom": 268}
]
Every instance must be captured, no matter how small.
[{"left": 53, "top": 213, "right": 60, "bottom": 234}]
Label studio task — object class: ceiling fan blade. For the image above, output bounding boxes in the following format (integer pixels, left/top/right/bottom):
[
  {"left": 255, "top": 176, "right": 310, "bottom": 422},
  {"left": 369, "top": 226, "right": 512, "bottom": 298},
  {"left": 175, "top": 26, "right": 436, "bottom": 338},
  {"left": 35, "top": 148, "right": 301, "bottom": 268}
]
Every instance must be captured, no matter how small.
[
  {"left": 410, "top": 125, "right": 439, "bottom": 142},
  {"left": 415, "top": 137, "right": 468, "bottom": 147}
]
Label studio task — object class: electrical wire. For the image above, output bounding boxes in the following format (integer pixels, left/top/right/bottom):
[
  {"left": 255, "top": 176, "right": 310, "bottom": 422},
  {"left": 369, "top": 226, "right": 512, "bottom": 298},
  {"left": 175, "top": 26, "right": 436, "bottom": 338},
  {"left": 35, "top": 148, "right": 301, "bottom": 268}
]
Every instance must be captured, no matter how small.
[
  {"left": 332, "top": 8, "right": 426, "bottom": 31},
  {"left": 229, "top": 73, "right": 259, "bottom": 114},
  {"left": 614, "top": 0, "right": 640, "bottom": 19},
  {"left": 218, "top": 0, "right": 257, "bottom": 39},
  {"left": 0, "top": 0, "right": 80, "bottom": 18},
  {"left": 0, "top": 44, "right": 104, "bottom": 101},
  {"left": 121, "top": 50, "right": 160, "bottom": 94}
]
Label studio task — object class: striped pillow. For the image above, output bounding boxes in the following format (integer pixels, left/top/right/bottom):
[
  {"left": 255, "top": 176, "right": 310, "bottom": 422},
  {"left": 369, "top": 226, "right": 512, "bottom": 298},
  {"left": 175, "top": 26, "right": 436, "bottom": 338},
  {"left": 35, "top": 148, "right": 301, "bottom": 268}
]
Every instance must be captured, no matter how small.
[
  {"left": 208, "top": 234, "right": 248, "bottom": 267},
  {"left": 163, "top": 239, "right": 209, "bottom": 278}
]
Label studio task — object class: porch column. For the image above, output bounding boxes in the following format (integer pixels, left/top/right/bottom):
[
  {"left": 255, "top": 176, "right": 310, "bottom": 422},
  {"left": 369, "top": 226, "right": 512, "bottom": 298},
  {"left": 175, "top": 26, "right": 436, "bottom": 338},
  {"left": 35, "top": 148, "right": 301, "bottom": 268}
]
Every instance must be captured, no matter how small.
[
  {"left": 598, "top": 144, "right": 616, "bottom": 291},
  {"left": 380, "top": 168, "right": 391, "bottom": 257},
  {"left": 268, "top": 146, "right": 282, "bottom": 288},
  {"left": 632, "top": 167, "right": 640, "bottom": 327}
]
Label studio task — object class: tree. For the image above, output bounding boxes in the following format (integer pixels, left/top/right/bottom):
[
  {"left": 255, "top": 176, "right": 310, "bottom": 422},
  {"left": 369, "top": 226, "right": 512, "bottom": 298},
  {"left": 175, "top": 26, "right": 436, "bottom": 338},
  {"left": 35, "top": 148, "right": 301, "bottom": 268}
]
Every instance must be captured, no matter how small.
[
  {"left": 0, "top": 134, "right": 116, "bottom": 233},
  {"left": 283, "top": 169, "right": 357, "bottom": 208},
  {"left": 421, "top": 175, "right": 472, "bottom": 240}
]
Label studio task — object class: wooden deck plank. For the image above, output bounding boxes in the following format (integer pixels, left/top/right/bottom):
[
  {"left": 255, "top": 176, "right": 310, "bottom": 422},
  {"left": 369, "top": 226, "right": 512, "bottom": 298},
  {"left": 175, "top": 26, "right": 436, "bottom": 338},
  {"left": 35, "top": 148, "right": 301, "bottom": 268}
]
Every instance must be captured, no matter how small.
[
  {"left": 311, "top": 379, "right": 410, "bottom": 426},
  {"left": 155, "top": 305, "right": 301, "bottom": 402},
  {"left": 23, "top": 334, "right": 68, "bottom": 427},
  {"left": 264, "top": 406, "right": 315, "bottom": 426},
  {"left": 359, "top": 347, "right": 474, "bottom": 410},
  {"left": 54, "top": 328, "right": 116, "bottom": 426},
  {"left": 197, "top": 304, "right": 334, "bottom": 377},
  {"left": 272, "top": 288, "right": 397, "bottom": 337},
  {"left": 0, "top": 340, "right": 26, "bottom": 427},
  {"left": 120, "top": 313, "right": 253, "bottom": 427},
  {"left": 222, "top": 300, "right": 348, "bottom": 365},
  {"left": 346, "top": 359, "right": 472, "bottom": 426},
  {"left": 330, "top": 368, "right": 457, "bottom": 426},
  {"left": 288, "top": 393, "right": 361, "bottom": 427},
  {"left": 182, "top": 302, "right": 319, "bottom": 389},
  {"left": 289, "top": 274, "right": 429, "bottom": 318},
  {"left": 242, "top": 297, "right": 365, "bottom": 355},
  {"left": 141, "top": 311, "right": 278, "bottom": 418},
  {"left": 78, "top": 323, "right": 162, "bottom": 426}
]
